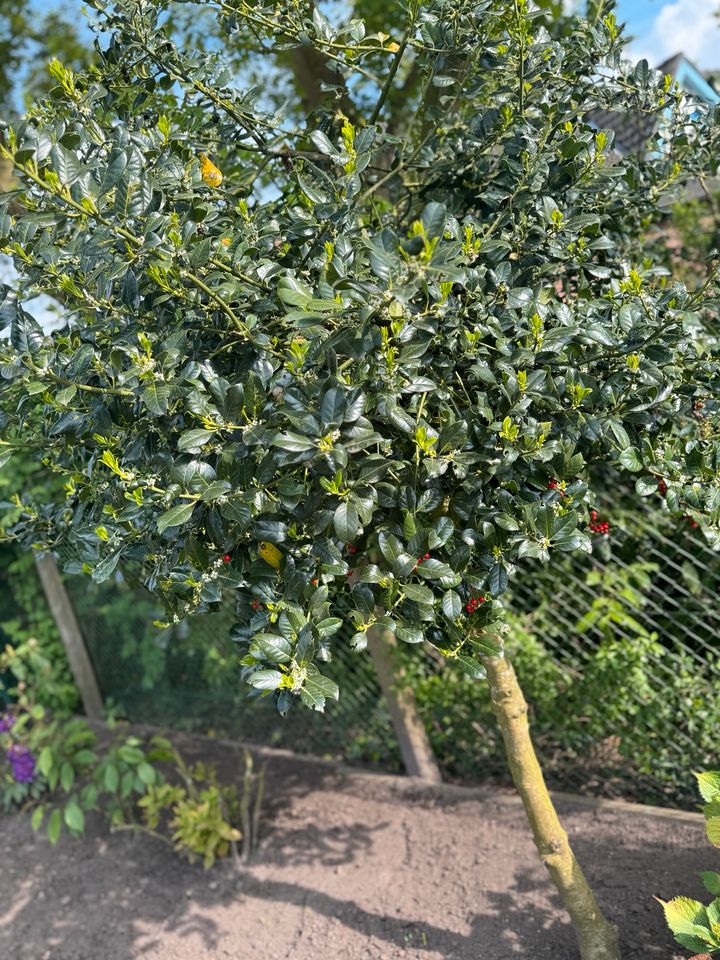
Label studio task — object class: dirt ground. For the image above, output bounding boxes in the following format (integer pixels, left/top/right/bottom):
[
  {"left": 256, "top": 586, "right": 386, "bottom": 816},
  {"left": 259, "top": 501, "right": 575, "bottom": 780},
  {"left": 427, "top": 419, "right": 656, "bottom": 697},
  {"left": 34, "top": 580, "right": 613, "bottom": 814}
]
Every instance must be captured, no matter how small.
[{"left": 0, "top": 738, "right": 710, "bottom": 960}]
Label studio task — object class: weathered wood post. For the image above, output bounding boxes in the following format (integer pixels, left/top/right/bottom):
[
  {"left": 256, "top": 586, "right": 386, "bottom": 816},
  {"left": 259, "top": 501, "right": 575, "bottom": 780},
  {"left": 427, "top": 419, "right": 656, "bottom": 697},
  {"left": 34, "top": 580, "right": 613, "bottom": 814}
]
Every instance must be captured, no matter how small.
[
  {"left": 33, "top": 551, "right": 103, "bottom": 721},
  {"left": 366, "top": 625, "right": 441, "bottom": 783}
]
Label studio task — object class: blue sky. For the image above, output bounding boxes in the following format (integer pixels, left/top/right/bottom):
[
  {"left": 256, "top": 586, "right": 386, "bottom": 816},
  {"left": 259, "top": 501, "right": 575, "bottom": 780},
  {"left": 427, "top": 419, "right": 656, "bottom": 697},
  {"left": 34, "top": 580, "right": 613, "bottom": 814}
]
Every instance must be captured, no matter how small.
[
  {"left": 619, "top": 0, "right": 667, "bottom": 36},
  {"left": 614, "top": 0, "right": 720, "bottom": 69}
]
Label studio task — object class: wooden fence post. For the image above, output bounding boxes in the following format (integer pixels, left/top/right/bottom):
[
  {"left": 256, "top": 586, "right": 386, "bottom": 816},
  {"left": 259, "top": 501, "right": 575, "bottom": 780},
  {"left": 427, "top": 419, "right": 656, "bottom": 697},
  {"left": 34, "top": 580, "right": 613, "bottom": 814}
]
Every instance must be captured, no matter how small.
[
  {"left": 366, "top": 625, "right": 441, "bottom": 783},
  {"left": 33, "top": 551, "right": 103, "bottom": 721}
]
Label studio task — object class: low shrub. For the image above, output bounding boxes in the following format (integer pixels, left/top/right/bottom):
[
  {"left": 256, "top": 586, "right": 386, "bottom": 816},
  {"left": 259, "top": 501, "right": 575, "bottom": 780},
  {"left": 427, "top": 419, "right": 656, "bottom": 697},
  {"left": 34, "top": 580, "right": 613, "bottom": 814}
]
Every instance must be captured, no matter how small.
[
  {"left": 408, "top": 560, "right": 720, "bottom": 801},
  {"left": 0, "top": 641, "right": 263, "bottom": 867},
  {"left": 0, "top": 548, "right": 78, "bottom": 714},
  {"left": 661, "top": 772, "right": 720, "bottom": 957}
]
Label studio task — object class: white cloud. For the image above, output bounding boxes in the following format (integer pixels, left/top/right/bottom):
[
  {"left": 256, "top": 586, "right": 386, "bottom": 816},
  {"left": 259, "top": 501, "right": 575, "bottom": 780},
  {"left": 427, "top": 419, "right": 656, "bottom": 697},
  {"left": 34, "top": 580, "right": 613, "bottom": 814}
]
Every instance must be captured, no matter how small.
[{"left": 628, "top": 0, "right": 720, "bottom": 70}]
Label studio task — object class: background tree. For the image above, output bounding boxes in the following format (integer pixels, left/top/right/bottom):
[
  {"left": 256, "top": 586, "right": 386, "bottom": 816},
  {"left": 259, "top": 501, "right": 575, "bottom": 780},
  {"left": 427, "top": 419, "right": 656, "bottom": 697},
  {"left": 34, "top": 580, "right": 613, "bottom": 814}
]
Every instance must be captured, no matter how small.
[
  {"left": 0, "top": 1, "right": 92, "bottom": 119},
  {"left": 1, "top": 1, "right": 720, "bottom": 958}
]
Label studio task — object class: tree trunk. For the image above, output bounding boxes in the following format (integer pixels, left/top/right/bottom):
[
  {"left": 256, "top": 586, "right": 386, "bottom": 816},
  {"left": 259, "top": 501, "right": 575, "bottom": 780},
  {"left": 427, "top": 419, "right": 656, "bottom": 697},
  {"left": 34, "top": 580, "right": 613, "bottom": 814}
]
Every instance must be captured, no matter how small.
[
  {"left": 367, "top": 625, "right": 441, "bottom": 783},
  {"left": 34, "top": 551, "right": 104, "bottom": 722},
  {"left": 480, "top": 653, "right": 621, "bottom": 960},
  {"left": 289, "top": 45, "right": 356, "bottom": 118}
]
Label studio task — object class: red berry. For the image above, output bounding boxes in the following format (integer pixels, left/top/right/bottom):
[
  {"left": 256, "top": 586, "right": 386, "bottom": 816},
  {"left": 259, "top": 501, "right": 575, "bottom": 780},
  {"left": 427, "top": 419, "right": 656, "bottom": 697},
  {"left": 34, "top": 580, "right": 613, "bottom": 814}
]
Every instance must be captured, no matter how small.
[
  {"left": 417, "top": 557, "right": 423, "bottom": 564},
  {"left": 658, "top": 479, "right": 667, "bottom": 495},
  {"left": 424, "top": 553, "right": 430, "bottom": 560},
  {"left": 311, "top": 578, "right": 318, "bottom": 586},
  {"left": 250, "top": 599, "right": 260, "bottom": 610},
  {"left": 223, "top": 553, "right": 231, "bottom": 564},
  {"left": 347, "top": 544, "right": 357, "bottom": 554},
  {"left": 548, "top": 478, "right": 558, "bottom": 489},
  {"left": 589, "top": 514, "right": 610, "bottom": 535},
  {"left": 465, "top": 594, "right": 487, "bottom": 615}
]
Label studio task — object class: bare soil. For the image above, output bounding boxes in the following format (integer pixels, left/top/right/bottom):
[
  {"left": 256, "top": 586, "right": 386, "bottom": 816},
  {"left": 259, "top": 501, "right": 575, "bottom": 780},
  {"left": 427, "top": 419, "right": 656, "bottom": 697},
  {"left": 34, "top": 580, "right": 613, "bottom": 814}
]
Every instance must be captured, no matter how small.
[{"left": 0, "top": 738, "right": 709, "bottom": 960}]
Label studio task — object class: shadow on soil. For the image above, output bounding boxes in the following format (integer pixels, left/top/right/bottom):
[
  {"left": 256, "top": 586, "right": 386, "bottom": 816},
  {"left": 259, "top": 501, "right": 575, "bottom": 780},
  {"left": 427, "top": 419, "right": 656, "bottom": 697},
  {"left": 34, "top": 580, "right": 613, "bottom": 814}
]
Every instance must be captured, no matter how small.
[
  {"left": 0, "top": 745, "right": 703, "bottom": 960},
  {"left": 0, "top": 829, "right": 565, "bottom": 960}
]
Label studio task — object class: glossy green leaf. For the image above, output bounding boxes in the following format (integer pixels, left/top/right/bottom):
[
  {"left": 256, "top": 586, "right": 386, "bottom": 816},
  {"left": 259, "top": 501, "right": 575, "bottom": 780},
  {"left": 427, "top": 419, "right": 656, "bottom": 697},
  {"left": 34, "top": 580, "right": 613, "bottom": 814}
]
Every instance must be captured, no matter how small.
[{"left": 157, "top": 501, "right": 196, "bottom": 534}]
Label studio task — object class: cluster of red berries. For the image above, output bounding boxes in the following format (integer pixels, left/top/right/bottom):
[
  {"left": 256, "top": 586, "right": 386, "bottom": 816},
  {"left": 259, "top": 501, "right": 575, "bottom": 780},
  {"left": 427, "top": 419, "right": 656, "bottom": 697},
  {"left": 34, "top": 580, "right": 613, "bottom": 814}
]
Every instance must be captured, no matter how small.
[
  {"left": 465, "top": 595, "right": 486, "bottom": 614},
  {"left": 547, "top": 478, "right": 558, "bottom": 489},
  {"left": 588, "top": 510, "right": 609, "bottom": 535},
  {"left": 416, "top": 553, "right": 431, "bottom": 566},
  {"left": 657, "top": 479, "right": 667, "bottom": 496}
]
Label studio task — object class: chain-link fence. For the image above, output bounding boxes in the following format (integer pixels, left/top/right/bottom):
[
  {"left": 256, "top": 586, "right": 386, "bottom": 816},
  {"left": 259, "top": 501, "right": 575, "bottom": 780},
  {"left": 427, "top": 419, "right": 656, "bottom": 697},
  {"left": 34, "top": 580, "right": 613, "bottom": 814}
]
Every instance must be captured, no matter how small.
[{"left": 55, "top": 484, "right": 719, "bottom": 809}]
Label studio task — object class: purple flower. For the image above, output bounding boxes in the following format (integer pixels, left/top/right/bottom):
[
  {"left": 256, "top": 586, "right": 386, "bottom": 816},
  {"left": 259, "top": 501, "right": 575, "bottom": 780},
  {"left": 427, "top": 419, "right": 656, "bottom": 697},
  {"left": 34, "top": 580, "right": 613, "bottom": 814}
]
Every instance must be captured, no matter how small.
[
  {"left": 7, "top": 744, "right": 36, "bottom": 784},
  {"left": 0, "top": 713, "right": 15, "bottom": 734}
]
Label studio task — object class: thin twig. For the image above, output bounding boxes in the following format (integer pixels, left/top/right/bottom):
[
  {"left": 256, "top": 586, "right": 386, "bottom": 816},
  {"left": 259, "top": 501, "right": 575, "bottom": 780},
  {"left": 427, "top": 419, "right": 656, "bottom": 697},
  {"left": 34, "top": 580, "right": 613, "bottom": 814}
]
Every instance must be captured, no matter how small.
[
  {"left": 251, "top": 761, "right": 266, "bottom": 853},
  {"left": 240, "top": 749, "right": 253, "bottom": 864},
  {"left": 370, "top": 15, "right": 416, "bottom": 125}
]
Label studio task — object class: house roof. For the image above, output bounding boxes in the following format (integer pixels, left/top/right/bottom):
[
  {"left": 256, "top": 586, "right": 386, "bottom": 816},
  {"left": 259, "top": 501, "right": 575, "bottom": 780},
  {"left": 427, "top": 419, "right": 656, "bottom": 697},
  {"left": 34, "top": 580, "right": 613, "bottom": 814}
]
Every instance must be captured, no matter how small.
[
  {"left": 657, "top": 53, "right": 720, "bottom": 105},
  {"left": 590, "top": 105, "right": 657, "bottom": 155}
]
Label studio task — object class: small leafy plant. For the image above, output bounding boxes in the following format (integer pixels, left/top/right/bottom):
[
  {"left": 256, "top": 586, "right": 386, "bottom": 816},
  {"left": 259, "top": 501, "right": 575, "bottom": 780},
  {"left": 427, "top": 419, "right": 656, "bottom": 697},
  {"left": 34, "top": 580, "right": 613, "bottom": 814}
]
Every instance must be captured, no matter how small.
[
  {"left": 138, "top": 737, "right": 265, "bottom": 867},
  {"left": 660, "top": 772, "right": 720, "bottom": 957},
  {"left": 1, "top": 639, "right": 263, "bottom": 865}
]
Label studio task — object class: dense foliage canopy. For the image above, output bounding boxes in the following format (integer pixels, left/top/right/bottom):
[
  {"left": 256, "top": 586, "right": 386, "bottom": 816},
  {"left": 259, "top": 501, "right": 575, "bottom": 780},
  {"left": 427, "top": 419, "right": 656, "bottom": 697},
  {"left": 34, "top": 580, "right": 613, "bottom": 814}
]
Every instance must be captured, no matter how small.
[{"left": 1, "top": 0, "right": 719, "bottom": 712}]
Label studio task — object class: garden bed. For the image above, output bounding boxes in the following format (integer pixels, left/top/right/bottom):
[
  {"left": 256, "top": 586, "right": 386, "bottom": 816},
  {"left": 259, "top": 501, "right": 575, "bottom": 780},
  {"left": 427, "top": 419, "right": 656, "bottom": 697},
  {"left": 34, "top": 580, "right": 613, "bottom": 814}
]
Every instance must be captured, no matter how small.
[{"left": 0, "top": 737, "right": 707, "bottom": 960}]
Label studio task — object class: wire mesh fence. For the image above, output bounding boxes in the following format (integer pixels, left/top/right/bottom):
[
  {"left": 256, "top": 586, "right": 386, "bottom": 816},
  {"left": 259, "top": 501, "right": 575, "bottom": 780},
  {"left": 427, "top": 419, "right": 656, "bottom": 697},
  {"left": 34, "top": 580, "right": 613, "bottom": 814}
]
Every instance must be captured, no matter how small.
[
  {"left": 70, "top": 581, "right": 400, "bottom": 770},
  {"left": 53, "top": 483, "right": 719, "bottom": 809}
]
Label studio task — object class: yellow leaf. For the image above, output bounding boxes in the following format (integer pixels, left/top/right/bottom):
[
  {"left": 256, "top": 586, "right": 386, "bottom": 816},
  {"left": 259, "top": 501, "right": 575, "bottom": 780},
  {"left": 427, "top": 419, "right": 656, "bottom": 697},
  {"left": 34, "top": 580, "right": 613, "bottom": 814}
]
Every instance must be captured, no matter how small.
[
  {"left": 199, "top": 153, "right": 223, "bottom": 187},
  {"left": 258, "top": 541, "right": 282, "bottom": 569}
]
